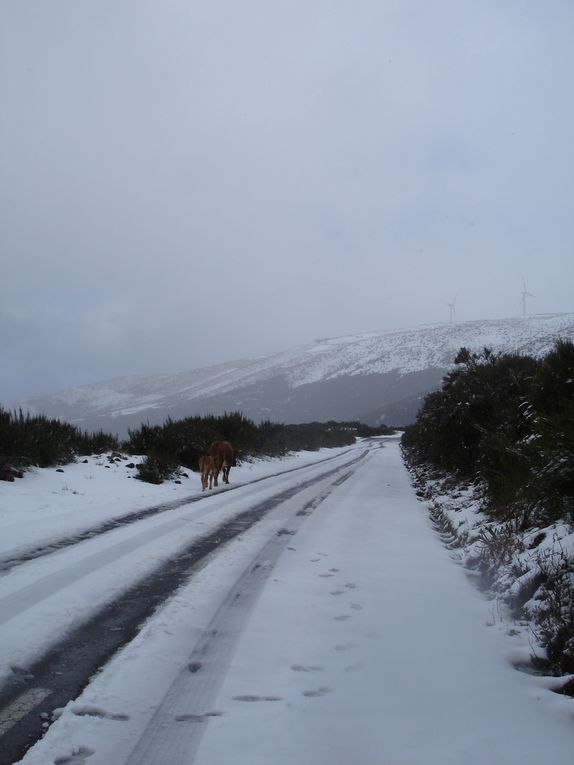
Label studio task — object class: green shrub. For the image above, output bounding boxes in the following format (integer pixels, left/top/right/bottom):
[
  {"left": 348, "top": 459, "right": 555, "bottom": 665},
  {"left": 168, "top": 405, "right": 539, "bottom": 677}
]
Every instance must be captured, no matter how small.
[
  {"left": 532, "top": 544, "right": 574, "bottom": 674},
  {"left": 402, "top": 340, "right": 574, "bottom": 527},
  {"left": 135, "top": 452, "right": 180, "bottom": 484},
  {"left": 124, "top": 412, "right": 359, "bottom": 483},
  {"left": 0, "top": 406, "right": 118, "bottom": 477}
]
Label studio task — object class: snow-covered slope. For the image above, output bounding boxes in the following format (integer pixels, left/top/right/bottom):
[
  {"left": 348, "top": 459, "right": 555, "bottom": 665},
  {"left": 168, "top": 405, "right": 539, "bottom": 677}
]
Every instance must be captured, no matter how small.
[{"left": 14, "top": 314, "right": 574, "bottom": 435}]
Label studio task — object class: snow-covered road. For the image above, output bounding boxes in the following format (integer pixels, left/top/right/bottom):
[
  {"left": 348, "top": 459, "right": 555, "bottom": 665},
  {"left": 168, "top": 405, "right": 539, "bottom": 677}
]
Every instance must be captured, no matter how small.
[
  {"left": 2, "top": 438, "right": 573, "bottom": 764},
  {"left": 0, "top": 444, "right": 366, "bottom": 760}
]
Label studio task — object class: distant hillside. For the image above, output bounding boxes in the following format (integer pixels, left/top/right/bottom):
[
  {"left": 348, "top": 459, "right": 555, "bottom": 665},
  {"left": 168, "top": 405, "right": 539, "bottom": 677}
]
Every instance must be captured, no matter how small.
[{"left": 13, "top": 314, "right": 574, "bottom": 437}]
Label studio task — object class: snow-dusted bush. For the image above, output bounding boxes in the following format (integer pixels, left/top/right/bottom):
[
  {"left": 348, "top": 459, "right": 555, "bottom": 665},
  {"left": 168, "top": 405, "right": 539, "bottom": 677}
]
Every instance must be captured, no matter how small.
[
  {"left": 135, "top": 452, "right": 180, "bottom": 485},
  {"left": 0, "top": 406, "right": 118, "bottom": 478},
  {"left": 529, "top": 542, "right": 574, "bottom": 674},
  {"left": 402, "top": 340, "right": 574, "bottom": 526}
]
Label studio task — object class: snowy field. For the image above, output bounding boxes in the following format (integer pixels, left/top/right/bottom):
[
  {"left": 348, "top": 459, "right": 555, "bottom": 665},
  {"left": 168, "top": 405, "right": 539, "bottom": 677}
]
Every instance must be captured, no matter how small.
[{"left": 1, "top": 438, "right": 573, "bottom": 764}]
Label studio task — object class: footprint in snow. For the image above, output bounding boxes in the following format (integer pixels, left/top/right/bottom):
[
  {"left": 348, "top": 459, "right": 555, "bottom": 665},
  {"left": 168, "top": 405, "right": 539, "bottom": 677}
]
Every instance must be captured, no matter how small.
[
  {"left": 72, "top": 706, "right": 129, "bottom": 721},
  {"left": 290, "top": 664, "right": 324, "bottom": 673},
  {"left": 330, "top": 590, "right": 344, "bottom": 596},
  {"left": 233, "top": 694, "right": 282, "bottom": 702},
  {"left": 345, "top": 582, "right": 357, "bottom": 589},
  {"left": 334, "top": 642, "right": 356, "bottom": 652},
  {"left": 175, "top": 710, "right": 224, "bottom": 722},
  {"left": 350, "top": 603, "right": 363, "bottom": 611},
  {"left": 54, "top": 748, "right": 95, "bottom": 765},
  {"left": 303, "top": 687, "right": 333, "bottom": 698},
  {"left": 334, "top": 614, "right": 351, "bottom": 621}
]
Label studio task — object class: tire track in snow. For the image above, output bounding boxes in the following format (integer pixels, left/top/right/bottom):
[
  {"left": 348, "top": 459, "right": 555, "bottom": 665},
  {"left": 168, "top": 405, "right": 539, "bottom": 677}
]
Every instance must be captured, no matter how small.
[
  {"left": 0, "top": 453, "right": 369, "bottom": 630},
  {"left": 125, "top": 470, "right": 357, "bottom": 765},
  {"left": 0, "top": 452, "right": 368, "bottom": 765},
  {"left": 0, "top": 447, "right": 360, "bottom": 575}
]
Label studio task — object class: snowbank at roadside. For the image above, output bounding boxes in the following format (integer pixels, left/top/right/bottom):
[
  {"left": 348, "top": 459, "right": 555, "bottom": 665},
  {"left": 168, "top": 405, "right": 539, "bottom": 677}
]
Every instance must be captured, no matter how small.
[{"left": 409, "top": 460, "right": 574, "bottom": 691}]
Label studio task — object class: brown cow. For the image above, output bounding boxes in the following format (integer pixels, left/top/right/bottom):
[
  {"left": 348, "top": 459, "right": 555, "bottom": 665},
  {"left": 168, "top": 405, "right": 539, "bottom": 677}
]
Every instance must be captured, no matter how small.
[
  {"left": 209, "top": 441, "right": 236, "bottom": 486},
  {"left": 198, "top": 455, "right": 217, "bottom": 491}
]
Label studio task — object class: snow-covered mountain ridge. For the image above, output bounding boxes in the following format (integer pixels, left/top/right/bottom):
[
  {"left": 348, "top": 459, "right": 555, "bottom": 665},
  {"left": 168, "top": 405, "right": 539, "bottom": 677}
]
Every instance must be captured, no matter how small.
[{"left": 15, "top": 314, "right": 574, "bottom": 434}]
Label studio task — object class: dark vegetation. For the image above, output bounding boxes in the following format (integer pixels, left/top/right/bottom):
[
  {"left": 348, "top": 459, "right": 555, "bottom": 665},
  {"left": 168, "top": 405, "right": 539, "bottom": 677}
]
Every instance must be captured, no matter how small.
[
  {"left": 402, "top": 340, "right": 574, "bottom": 526},
  {"left": 125, "top": 413, "right": 392, "bottom": 484},
  {"left": 0, "top": 405, "right": 393, "bottom": 485},
  {"left": 0, "top": 407, "right": 118, "bottom": 481},
  {"left": 402, "top": 340, "right": 574, "bottom": 681}
]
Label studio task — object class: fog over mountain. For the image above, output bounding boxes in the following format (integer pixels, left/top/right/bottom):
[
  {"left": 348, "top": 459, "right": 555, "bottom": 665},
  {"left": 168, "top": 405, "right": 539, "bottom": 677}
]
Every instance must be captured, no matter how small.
[
  {"left": 1, "top": 3, "right": 573, "bottom": 404},
  {"left": 14, "top": 314, "right": 574, "bottom": 438}
]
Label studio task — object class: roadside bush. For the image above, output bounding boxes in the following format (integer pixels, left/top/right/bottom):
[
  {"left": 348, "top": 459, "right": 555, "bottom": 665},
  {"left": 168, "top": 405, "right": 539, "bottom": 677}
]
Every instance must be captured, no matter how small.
[
  {"left": 525, "top": 340, "right": 574, "bottom": 524},
  {"left": 0, "top": 406, "right": 118, "bottom": 477},
  {"left": 531, "top": 543, "right": 574, "bottom": 675},
  {"left": 125, "top": 412, "right": 260, "bottom": 471},
  {"left": 282, "top": 422, "right": 356, "bottom": 453},
  {"left": 403, "top": 340, "right": 574, "bottom": 681},
  {"left": 135, "top": 452, "right": 180, "bottom": 485},
  {"left": 125, "top": 413, "right": 361, "bottom": 483},
  {"left": 402, "top": 341, "right": 573, "bottom": 527}
]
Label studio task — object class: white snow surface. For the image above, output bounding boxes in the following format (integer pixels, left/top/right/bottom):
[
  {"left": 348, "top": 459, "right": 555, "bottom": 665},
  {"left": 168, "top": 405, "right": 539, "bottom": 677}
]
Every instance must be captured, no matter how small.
[
  {"left": 16, "top": 313, "right": 574, "bottom": 418},
  {"left": 2, "top": 439, "right": 573, "bottom": 764}
]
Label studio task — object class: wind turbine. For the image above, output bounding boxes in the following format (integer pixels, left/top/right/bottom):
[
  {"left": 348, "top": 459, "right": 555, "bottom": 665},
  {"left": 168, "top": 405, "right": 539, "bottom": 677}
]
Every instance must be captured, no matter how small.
[
  {"left": 447, "top": 295, "right": 457, "bottom": 324},
  {"left": 521, "top": 280, "right": 535, "bottom": 317}
]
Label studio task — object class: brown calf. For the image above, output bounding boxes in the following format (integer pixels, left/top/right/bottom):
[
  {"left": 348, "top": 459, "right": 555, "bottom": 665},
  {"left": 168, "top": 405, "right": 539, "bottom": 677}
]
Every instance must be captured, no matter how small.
[{"left": 198, "top": 455, "right": 217, "bottom": 491}]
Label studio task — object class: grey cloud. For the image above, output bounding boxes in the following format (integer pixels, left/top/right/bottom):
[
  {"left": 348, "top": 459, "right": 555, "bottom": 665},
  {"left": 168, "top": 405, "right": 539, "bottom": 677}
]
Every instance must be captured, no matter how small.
[{"left": 1, "top": 0, "right": 573, "bottom": 402}]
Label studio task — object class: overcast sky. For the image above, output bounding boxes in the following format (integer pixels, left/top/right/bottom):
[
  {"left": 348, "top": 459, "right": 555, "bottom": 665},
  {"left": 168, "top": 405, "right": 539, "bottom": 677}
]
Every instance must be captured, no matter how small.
[{"left": 1, "top": 0, "right": 573, "bottom": 401}]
